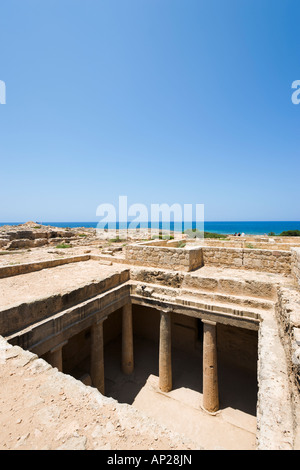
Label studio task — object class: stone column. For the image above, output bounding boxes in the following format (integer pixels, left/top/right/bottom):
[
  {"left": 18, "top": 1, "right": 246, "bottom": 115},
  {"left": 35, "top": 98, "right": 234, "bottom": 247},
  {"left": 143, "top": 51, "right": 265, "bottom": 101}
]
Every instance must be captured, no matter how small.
[
  {"left": 91, "top": 318, "right": 106, "bottom": 395},
  {"left": 122, "top": 303, "right": 134, "bottom": 374},
  {"left": 46, "top": 340, "right": 68, "bottom": 372},
  {"left": 202, "top": 319, "right": 219, "bottom": 412},
  {"left": 159, "top": 310, "right": 172, "bottom": 392}
]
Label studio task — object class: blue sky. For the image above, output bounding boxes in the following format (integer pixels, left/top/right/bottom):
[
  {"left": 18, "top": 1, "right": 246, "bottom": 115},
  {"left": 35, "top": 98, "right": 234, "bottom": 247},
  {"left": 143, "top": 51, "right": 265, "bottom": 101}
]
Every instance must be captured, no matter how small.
[{"left": 0, "top": 0, "right": 299, "bottom": 222}]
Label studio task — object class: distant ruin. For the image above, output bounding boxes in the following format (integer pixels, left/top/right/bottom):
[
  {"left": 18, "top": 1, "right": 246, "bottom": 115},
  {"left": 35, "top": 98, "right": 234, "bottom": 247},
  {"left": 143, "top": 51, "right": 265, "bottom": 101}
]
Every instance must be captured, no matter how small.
[{"left": 0, "top": 223, "right": 299, "bottom": 450}]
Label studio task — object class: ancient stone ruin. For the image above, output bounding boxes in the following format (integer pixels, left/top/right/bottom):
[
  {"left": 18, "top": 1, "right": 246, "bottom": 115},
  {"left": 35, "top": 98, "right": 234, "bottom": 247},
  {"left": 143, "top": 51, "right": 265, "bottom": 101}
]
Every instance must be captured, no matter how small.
[{"left": 0, "top": 223, "right": 299, "bottom": 450}]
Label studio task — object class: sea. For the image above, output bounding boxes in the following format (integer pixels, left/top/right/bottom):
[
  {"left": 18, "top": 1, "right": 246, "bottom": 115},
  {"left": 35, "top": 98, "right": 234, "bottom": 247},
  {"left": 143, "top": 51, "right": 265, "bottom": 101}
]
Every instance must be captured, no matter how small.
[{"left": 1, "top": 221, "right": 300, "bottom": 236}]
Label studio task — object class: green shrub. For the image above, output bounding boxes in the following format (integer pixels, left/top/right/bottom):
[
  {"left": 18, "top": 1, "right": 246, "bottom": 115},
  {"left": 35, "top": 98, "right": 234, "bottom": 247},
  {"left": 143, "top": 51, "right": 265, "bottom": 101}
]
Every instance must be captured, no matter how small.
[
  {"left": 152, "top": 235, "right": 174, "bottom": 240},
  {"left": 268, "top": 232, "right": 276, "bottom": 236},
  {"left": 279, "top": 230, "right": 300, "bottom": 237},
  {"left": 109, "top": 236, "right": 126, "bottom": 243},
  {"left": 56, "top": 243, "right": 72, "bottom": 249},
  {"left": 184, "top": 228, "right": 202, "bottom": 238},
  {"left": 184, "top": 229, "right": 227, "bottom": 239},
  {"left": 204, "top": 232, "right": 227, "bottom": 239}
]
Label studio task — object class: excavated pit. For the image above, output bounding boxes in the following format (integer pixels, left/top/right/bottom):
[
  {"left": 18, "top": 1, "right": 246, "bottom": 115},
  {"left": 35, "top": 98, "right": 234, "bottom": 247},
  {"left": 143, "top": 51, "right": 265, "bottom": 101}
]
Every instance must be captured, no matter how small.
[{"left": 0, "top": 239, "right": 299, "bottom": 450}]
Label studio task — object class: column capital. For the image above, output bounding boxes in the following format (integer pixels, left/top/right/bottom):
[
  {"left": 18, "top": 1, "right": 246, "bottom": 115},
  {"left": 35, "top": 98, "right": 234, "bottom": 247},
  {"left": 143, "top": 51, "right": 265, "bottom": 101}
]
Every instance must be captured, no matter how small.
[
  {"left": 161, "top": 306, "right": 173, "bottom": 314},
  {"left": 94, "top": 315, "right": 108, "bottom": 325},
  {"left": 50, "top": 340, "right": 68, "bottom": 354},
  {"left": 202, "top": 319, "right": 217, "bottom": 326}
]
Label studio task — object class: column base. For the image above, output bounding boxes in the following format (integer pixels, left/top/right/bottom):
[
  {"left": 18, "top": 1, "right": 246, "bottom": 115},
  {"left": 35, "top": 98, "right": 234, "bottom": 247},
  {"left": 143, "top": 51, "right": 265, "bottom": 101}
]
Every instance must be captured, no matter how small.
[{"left": 200, "top": 403, "right": 221, "bottom": 416}]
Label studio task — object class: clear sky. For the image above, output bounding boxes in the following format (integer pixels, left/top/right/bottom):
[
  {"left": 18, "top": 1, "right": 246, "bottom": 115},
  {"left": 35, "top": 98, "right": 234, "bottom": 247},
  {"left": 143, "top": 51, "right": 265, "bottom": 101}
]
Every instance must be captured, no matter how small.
[{"left": 0, "top": 0, "right": 299, "bottom": 222}]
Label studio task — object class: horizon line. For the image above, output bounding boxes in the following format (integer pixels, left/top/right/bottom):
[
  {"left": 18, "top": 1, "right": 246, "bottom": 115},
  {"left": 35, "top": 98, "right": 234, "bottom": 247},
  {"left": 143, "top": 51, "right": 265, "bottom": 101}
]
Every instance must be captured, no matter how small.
[{"left": 1, "top": 220, "right": 300, "bottom": 224}]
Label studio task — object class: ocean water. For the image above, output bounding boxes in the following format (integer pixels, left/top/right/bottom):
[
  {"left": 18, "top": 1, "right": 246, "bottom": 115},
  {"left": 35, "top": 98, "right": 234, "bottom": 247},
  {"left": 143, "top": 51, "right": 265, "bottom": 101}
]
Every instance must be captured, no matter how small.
[{"left": 1, "top": 221, "right": 300, "bottom": 235}]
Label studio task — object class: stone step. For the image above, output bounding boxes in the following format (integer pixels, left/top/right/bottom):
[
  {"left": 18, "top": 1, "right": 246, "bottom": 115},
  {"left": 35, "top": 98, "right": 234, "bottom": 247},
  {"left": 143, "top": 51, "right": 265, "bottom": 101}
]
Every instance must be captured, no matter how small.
[
  {"left": 179, "top": 288, "right": 274, "bottom": 311},
  {"left": 131, "top": 280, "right": 274, "bottom": 310},
  {"left": 131, "top": 281, "right": 273, "bottom": 320},
  {"left": 175, "top": 294, "right": 267, "bottom": 320},
  {"left": 181, "top": 272, "right": 278, "bottom": 300},
  {"left": 130, "top": 266, "right": 281, "bottom": 300}
]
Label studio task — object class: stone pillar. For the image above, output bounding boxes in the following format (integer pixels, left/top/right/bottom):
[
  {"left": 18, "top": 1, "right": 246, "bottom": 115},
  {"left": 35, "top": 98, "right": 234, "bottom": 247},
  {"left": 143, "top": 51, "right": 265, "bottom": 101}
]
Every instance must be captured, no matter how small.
[
  {"left": 202, "top": 319, "right": 219, "bottom": 413},
  {"left": 122, "top": 303, "right": 134, "bottom": 374},
  {"left": 91, "top": 318, "right": 106, "bottom": 395},
  {"left": 45, "top": 340, "right": 68, "bottom": 371},
  {"left": 159, "top": 310, "right": 172, "bottom": 392}
]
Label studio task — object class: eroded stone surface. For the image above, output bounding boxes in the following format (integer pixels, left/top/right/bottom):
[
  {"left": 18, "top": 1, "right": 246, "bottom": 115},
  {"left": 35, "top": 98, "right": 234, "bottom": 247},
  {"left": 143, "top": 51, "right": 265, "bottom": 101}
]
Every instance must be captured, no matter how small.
[
  {"left": 0, "top": 338, "right": 198, "bottom": 450},
  {"left": 0, "top": 225, "right": 299, "bottom": 450}
]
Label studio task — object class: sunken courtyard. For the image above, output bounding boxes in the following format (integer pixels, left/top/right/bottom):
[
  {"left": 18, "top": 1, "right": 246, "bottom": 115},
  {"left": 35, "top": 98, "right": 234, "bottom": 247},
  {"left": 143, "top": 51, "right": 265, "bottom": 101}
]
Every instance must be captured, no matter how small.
[{"left": 0, "top": 223, "right": 299, "bottom": 450}]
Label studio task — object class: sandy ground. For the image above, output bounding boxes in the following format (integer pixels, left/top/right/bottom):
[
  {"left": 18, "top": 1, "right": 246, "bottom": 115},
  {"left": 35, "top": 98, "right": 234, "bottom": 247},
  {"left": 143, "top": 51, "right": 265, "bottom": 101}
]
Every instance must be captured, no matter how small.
[
  {"left": 0, "top": 246, "right": 101, "bottom": 267},
  {"left": 190, "top": 265, "right": 293, "bottom": 284},
  {"left": 0, "top": 333, "right": 257, "bottom": 450},
  {"left": 0, "top": 338, "right": 198, "bottom": 450},
  {"left": 0, "top": 260, "right": 126, "bottom": 310}
]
